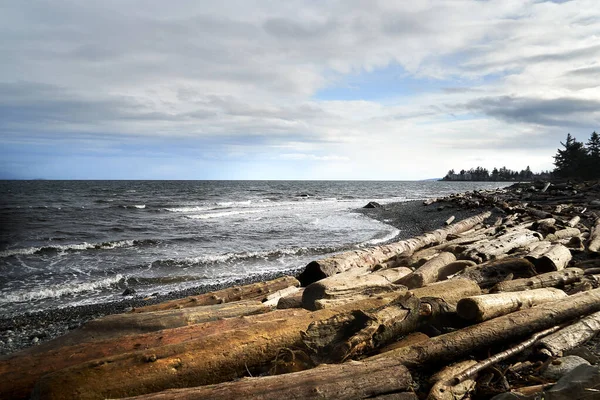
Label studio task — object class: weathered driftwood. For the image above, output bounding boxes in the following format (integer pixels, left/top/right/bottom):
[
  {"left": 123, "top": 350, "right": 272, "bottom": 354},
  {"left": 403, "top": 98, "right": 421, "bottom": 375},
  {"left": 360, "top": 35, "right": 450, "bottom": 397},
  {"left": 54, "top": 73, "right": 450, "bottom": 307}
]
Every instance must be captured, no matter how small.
[
  {"left": 456, "top": 258, "right": 537, "bottom": 289},
  {"left": 545, "top": 227, "right": 581, "bottom": 242},
  {"left": 396, "top": 252, "right": 456, "bottom": 289},
  {"left": 303, "top": 293, "right": 421, "bottom": 363},
  {"left": 427, "top": 360, "right": 478, "bottom": 400},
  {"left": 536, "top": 311, "right": 600, "bottom": 357},
  {"left": 461, "top": 230, "right": 542, "bottom": 263},
  {"left": 525, "top": 243, "right": 572, "bottom": 272},
  {"left": 31, "top": 298, "right": 393, "bottom": 400},
  {"left": 370, "top": 288, "right": 600, "bottom": 369},
  {"left": 491, "top": 268, "right": 584, "bottom": 293},
  {"left": 277, "top": 288, "right": 304, "bottom": 309},
  {"left": 263, "top": 286, "right": 300, "bottom": 307},
  {"left": 445, "top": 215, "right": 455, "bottom": 225},
  {"left": 116, "top": 359, "right": 414, "bottom": 400},
  {"left": 410, "top": 278, "right": 481, "bottom": 305},
  {"left": 456, "top": 288, "right": 567, "bottom": 322},
  {"left": 133, "top": 275, "right": 300, "bottom": 313},
  {"left": 297, "top": 211, "right": 491, "bottom": 286},
  {"left": 79, "top": 300, "right": 270, "bottom": 337},
  {"left": 589, "top": 218, "right": 600, "bottom": 253},
  {"left": 379, "top": 332, "right": 429, "bottom": 354},
  {"left": 302, "top": 267, "right": 410, "bottom": 310},
  {"left": 567, "top": 215, "right": 581, "bottom": 228}
]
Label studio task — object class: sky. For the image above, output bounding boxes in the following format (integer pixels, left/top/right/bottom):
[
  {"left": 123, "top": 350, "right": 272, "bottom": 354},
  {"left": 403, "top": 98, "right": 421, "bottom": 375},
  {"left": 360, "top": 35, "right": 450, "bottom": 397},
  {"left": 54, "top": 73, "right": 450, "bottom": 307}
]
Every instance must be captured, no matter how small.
[{"left": 0, "top": 0, "right": 599, "bottom": 180}]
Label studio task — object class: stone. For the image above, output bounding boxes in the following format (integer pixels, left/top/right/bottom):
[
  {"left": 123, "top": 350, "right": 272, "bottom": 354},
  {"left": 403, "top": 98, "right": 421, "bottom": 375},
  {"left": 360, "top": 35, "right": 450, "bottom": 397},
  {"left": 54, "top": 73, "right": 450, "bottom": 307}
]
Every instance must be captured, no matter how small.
[
  {"left": 541, "top": 355, "right": 590, "bottom": 381},
  {"left": 122, "top": 287, "right": 136, "bottom": 296},
  {"left": 363, "top": 201, "right": 382, "bottom": 208}
]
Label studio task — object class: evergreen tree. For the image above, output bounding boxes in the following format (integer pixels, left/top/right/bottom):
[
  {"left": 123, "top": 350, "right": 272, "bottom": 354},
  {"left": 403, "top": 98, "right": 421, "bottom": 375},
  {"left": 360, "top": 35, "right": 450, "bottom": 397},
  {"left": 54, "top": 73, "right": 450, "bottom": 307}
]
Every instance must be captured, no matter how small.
[
  {"left": 553, "top": 133, "right": 588, "bottom": 178},
  {"left": 585, "top": 131, "right": 600, "bottom": 179}
]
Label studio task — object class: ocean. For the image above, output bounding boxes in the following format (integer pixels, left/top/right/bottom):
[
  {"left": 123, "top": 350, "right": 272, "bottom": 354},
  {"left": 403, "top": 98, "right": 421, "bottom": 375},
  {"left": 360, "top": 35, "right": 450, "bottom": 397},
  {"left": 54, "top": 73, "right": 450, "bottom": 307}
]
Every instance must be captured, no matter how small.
[{"left": 0, "top": 180, "right": 510, "bottom": 317}]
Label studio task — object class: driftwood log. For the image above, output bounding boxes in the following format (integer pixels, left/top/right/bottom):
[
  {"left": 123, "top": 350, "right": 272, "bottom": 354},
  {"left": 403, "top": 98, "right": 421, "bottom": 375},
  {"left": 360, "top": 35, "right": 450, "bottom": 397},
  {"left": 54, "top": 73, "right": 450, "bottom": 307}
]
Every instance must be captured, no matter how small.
[
  {"left": 116, "top": 359, "right": 414, "bottom": 400},
  {"left": 133, "top": 275, "right": 299, "bottom": 313},
  {"left": 427, "top": 360, "right": 478, "bottom": 400},
  {"left": 525, "top": 243, "right": 572, "bottom": 272},
  {"left": 491, "top": 268, "right": 584, "bottom": 292},
  {"left": 297, "top": 212, "right": 491, "bottom": 285},
  {"left": 590, "top": 218, "right": 600, "bottom": 253},
  {"left": 461, "top": 230, "right": 542, "bottom": 263},
  {"left": 456, "top": 288, "right": 567, "bottom": 322},
  {"left": 25, "top": 298, "right": 393, "bottom": 400},
  {"left": 396, "top": 252, "right": 456, "bottom": 289},
  {"left": 456, "top": 258, "right": 537, "bottom": 289},
  {"left": 536, "top": 310, "right": 600, "bottom": 357}
]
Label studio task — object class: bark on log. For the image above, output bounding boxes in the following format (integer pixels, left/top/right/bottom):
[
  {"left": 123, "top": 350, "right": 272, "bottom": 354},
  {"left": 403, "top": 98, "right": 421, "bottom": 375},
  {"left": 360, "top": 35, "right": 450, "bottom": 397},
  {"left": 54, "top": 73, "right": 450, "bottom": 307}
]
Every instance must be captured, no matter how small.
[
  {"left": 370, "top": 288, "right": 600, "bottom": 369},
  {"left": 79, "top": 300, "right": 270, "bottom": 337},
  {"left": 115, "top": 359, "right": 414, "bottom": 400},
  {"left": 589, "top": 218, "right": 600, "bottom": 253},
  {"left": 297, "top": 212, "right": 491, "bottom": 286},
  {"left": 456, "top": 258, "right": 537, "bottom": 289},
  {"left": 396, "top": 252, "right": 457, "bottom": 289},
  {"left": 456, "top": 288, "right": 567, "bottom": 322},
  {"left": 303, "top": 293, "right": 421, "bottom": 363},
  {"left": 410, "top": 279, "right": 481, "bottom": 305},
  {"left": 277, "top": 288, "right": 304, "bottom": 309},
  {"left": 491, "top": 268, "right": 584, "bottom": 293},
  {"left": 525, "top": 243, "right": 572, "bottom": 273},
  {"left": 545, "top": 227, "right": 581, "bottom": 242},
  {"left": 133, "top": 275, "right": 300, "bottom": 313},
  {"left": 427, "top": 360, "right": 478, "bottom": 400},
  {"left": 379, "top": 332, "right": 430, "bottom": 354},
  {"left": 302, "top": 267, "right": 410, "bottom": 310},
  {"left": 30, "top": 298, "right": 394, "bottom": 400},
  {"left": 461, "top": 230, "right": 542, "bottom": 263},
  {"left": 536, "top": 311, "right": 600, "bottom": 357}
]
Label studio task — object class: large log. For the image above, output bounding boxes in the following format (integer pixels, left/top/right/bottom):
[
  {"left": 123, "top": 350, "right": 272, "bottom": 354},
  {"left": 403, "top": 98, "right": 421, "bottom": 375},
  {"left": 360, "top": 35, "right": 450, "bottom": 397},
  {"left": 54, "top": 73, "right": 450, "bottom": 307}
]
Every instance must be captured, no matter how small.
[
  {"left": 490, "top": 268, "right": 584, "bottom": 293},
  {"left": 410, "top": 278, "right": 482, "bottom": 305},
  {"left": 590, "top": 218, "right": 600, "bottom": 253},
  {"left": 303, "top": 293, "right": 421, "bottom": 363},
  {"left": 31, "top": 298, "right": 394, "bottom": 400},
  {"left": 456, "top": 258, "right": 537, "bottom": 289},
  {"left": 297, "top": 212, "right": 491, "bottom": 286},
  {"left": 133, "top": 275, "right": 300, "bottom": 313},
  {"left": 525, "top": 243, "right": 572, "bottom": 272},
  {"left": 302, "top": 267, "right": 410, "bottom": 310},
  {"left": 536, "top": 310, "right": 600, "bottom": 357},
  {"left": 456, "top": 288, "right": 567, "bottom": 322},
  {"left": 461, "top": 230, "right": 542, "bottom": 263},
  {"left": 545, "top": 227, "right": 581, "bottom": 242},
  {"left": 116, "top": 359, "right": 414, "bottom": 400},
  {"left": 369, "top": 288, "right": 600, "bottom": 368},
  {"left": 396, "top": 252, "right": 457, "bottom": 289},
  {"left": 79, "top": 300, "right": 270, "bottom": 337}
]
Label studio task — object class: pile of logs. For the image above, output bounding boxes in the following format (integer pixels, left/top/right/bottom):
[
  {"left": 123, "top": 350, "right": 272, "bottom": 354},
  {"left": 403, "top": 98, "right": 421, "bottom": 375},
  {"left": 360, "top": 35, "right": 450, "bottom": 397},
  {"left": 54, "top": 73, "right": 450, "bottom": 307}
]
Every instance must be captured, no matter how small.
[{"left": 2, "top": 181, "right": 600, "bottom": 399}]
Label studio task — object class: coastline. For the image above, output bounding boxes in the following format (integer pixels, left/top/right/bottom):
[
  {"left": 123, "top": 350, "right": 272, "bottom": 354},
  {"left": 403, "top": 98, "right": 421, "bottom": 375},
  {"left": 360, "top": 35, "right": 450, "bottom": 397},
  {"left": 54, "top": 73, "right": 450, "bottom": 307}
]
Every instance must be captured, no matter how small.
[{"left": 0, "top": 198, "right": 488, "bottom": 357}]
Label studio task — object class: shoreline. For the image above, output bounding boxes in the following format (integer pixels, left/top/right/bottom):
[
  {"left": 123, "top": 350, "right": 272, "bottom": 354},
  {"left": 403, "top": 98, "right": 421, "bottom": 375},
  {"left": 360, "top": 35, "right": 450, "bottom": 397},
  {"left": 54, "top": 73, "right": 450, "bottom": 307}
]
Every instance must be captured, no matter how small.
[{"left": 0, "top": 198, "right": 487, "bottom": 357}]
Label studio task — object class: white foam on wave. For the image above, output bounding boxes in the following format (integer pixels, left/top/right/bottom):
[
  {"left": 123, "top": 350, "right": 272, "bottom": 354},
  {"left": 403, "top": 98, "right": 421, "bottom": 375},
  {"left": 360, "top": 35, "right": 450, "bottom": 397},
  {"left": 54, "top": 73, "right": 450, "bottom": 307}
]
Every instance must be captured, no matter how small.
[
  {"left": 186, "top": 209, "right": 263, "bottom": 220},
  {"left": 164, "top": 206, "right": 212, "bottom": 213},
  {"left": 0, "top": 274, "right": 124, "bottom": 303},
  {"left": 359, "top": 228, "right": 401, "bottom": 246},
  {"left": 134, "top": 204, "right": 146, "bottom": 209},
  {"left": 0, "top": 239, "right": 137, "bottom": 259}
]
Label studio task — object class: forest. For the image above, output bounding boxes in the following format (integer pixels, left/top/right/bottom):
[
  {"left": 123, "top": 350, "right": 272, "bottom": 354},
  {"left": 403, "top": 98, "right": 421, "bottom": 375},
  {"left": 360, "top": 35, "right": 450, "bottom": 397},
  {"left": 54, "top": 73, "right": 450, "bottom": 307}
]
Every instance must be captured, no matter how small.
[{"left": 442, "top": 131, "right": 600, "bottom": 181}]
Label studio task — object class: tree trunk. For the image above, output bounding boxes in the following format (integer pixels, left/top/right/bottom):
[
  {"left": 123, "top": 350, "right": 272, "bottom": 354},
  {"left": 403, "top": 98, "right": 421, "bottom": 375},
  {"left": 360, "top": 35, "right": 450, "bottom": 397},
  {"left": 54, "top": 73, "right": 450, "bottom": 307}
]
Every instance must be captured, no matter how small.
[
  {"left": 536, "top": 310, "right": 600, "bottom": 357},
  {"left": 79, "top": 300, "right": 270, "bottom": 337},
  {"left": 115, "top": 359, "right": 414, "bottom": 400},
  {"left": 567, "top": 216, "right": 581, "bottom": 228},
  {"left": 490, "top": 268, "right": 584, "bottom": 293},
  {"left": 545, "top": 227, "right": 581, "bottom": 242},
  {"left": 456, "top": 258, "right": 537, "bottom": 289},
  {"left": 302, "top": 267, "right": 410, "bottom": 310},
  {"left": 396, "top": 252, "right": 457, "bottom": 289},
  {"left": 456, "top": 288, "right": 567, "bottom": 322},
  {"left": 31, "top": 298, "right": 393, "bottom": 400},
  {"left": 277, "top": 288, "right": 304, "bottom": 309},
  {"left": 263, "top": 286, "right": 300, "bottom": 307},
  {"left": 462, "top": 230, "right": 542, "bottom": 263},
  {"left": 525, "top": 243, "right": 572, "bottom": 272},
  {"left": 589, "top": 218, "right": 600, "bottom": 253},
  {"left": 302, "top": 293, "right": 421, "bottom": 363},
  {"left": 369, "top": 288, "right": 600, "bottom": 369},
  {"left": 410, "top": 278, "right": 481, "bottom": 305},
  {"left": 297, "top": 212, "right": 491, "bottom": 286},
  {"left": 427, "top": 360, "right": 478, "bottom": 400},
  {"left": 133, "top": 275, "right": 299, "bottom": 313}
]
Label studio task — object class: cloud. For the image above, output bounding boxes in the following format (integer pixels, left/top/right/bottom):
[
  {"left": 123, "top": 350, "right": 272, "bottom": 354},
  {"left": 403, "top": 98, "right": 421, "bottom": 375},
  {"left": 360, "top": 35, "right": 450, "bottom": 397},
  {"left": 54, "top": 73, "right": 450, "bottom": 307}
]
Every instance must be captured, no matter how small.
[{"left": 0, "top": 0, "right": 599, "bottom": 179}]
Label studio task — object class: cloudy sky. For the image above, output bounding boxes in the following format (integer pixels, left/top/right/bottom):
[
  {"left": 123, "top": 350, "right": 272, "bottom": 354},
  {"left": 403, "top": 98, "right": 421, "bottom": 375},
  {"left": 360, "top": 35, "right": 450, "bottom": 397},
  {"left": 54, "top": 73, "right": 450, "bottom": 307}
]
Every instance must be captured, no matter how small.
[{"left": 1, "top": 0, "right": 599, "bottom": 180}]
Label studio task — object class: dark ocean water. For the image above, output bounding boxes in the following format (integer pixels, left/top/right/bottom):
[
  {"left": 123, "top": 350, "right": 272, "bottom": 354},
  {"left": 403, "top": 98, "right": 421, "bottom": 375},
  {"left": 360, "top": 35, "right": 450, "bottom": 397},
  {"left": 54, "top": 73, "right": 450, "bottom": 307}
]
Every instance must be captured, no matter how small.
[{"left": 0, "top": 180, "right": 510, "bottom": 316}]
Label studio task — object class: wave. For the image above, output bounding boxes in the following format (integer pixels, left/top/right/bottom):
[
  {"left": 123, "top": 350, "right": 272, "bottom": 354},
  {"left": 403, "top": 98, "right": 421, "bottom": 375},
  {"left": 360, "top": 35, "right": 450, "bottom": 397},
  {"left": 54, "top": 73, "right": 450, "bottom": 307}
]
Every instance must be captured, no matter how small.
[
  {"left": 0, "top": 239, "right": 157, "bottom": 258},
  {"left": 0, "top": 274, "right": 124, "bottom": 303},
  {"left": 359, "top": 228, "right": 401, "bottom": 246},
  {"left": 186, "top": 210, "right": 263, "bottom": 220}
]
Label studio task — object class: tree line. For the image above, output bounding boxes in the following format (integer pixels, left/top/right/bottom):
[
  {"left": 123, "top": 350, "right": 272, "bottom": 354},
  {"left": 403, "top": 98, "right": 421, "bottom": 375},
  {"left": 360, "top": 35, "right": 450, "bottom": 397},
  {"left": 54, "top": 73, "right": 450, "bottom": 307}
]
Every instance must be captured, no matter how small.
[{"left": 442, "top": 131, "right": 599, "bottom": 182}]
